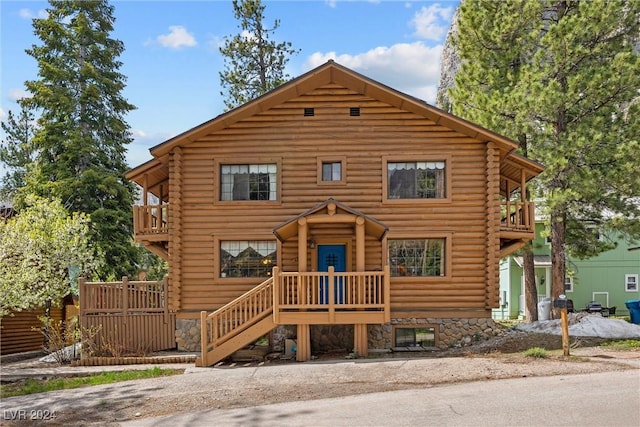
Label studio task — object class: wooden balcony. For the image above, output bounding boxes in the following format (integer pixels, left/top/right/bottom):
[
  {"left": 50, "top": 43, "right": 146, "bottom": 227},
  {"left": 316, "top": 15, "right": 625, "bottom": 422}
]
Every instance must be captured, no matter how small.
[
  {"left": 501, "top": 200, "right": 535, "bottom": 237},
  {"left": 132, "top": 204, "right": 169, "bottom": 260},
  {"left": 133, "top": 204, "right": 168, "bottom": 241}
]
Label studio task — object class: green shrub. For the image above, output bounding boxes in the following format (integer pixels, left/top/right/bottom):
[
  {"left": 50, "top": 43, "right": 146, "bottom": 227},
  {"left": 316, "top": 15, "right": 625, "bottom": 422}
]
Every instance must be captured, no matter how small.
[{"left": 523, "top": 347, "right": 549, "bottom": 358}]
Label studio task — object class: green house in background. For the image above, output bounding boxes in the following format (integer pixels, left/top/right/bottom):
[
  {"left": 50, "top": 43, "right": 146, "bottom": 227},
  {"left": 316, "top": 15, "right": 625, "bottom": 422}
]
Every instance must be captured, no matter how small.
[{"left": 494, "top": 223, "right": 640, "bottom": 320}]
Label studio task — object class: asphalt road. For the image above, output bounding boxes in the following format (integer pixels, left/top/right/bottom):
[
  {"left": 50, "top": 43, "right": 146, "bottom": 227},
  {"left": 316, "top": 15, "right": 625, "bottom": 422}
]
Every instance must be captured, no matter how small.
[{"left": 122, "top": 370, "right": 640, "bottom": 427}]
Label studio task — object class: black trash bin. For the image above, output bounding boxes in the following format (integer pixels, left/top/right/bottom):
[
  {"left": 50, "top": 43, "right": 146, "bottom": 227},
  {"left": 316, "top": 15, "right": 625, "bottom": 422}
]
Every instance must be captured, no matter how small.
[{"left": 625, "top": 300, "right": 640, "bottom": 324}]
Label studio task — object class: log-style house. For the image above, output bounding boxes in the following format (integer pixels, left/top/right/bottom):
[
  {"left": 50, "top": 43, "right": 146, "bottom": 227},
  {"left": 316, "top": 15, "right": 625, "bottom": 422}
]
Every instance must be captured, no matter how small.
[{"left": 126, "top": 61, "right": 543, "bottom": 366}]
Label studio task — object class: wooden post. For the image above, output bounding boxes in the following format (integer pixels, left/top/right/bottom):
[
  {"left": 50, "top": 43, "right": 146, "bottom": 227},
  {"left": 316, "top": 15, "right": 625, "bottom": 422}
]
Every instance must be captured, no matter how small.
[
  {"left": 356, "top": 216, "right": 365, "bottom": 272},
  {"left": 383, "top": 265, "right": 391, "bottom": 323},
  {"left": 328, "top": 266, "right": 335, "bottom": 323},
  {"left": 296, "top": 323, "right": 311, "bottom": 361},
  {"left": 272, "top": 267, "right": 280, "bottom": 324},
  {"left": 298, "top": 218, "right": 308, "bottom": 272},
  {"left": 200, "top": 310, "right": 208, "bottom": 366},
  {"left": 122, "top": 276, "right": 129, "bottom": 316},
  {"left": 561, "top": 308, "right": 570, "bottom": 357}
]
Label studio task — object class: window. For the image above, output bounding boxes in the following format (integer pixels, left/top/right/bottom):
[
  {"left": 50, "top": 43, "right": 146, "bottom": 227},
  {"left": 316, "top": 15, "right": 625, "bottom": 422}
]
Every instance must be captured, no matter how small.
[
  {"left": 564, "top": 276, "right": 574, "bottom": 293},
  {"left": 394, "top": 327, "right": 436, "bottom": 348},
  {"left": 626, "top": 274, "right": 638, "bottom": 292},
  {"left": 220, "top": 240, "right": 277, "bottom": 278},
  {"left": 221, "top": 164, "right": 277, "bottom": 201},
  {"left": 387, "top": 161, "right": 446, "bottom": 199},
  {"left": 389, "top": 239, "right": 445, "bottom": 277},
  {"left": 317, "top": 157, "right": 346, "bottom": 185},
  {"left": 322, "top": 162, "right": 342, "bottom": 181}
]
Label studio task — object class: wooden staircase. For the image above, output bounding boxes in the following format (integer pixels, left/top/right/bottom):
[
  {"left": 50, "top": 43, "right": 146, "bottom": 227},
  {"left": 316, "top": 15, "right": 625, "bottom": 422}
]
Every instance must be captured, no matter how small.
[{"left": 196, "top": 277, "right": 276, "bottom": 367}]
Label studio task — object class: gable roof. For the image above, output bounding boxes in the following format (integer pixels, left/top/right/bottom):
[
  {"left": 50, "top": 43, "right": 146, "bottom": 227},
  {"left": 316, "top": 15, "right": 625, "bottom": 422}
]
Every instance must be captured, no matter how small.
[
  {"left": 126, "top": 60, "right": 543, "bottom": 194},
  {"left": 273, "top": 198, "right": 389, "bottom": 242}
]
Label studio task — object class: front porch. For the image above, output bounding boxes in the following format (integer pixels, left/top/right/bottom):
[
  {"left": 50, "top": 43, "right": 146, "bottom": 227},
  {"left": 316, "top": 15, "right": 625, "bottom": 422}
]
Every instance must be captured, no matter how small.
[{"left": 197, "top": 266, "right": 390, "bottom": 367}]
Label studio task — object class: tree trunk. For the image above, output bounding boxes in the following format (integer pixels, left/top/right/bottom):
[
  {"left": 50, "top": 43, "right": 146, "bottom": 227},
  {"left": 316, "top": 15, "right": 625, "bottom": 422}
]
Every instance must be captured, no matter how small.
[
  {"left": 523, "top": 244, "right": 538, "bottom": 322},
  {"left": 551, "top": 208, "right": 567, "bottom": 318}
]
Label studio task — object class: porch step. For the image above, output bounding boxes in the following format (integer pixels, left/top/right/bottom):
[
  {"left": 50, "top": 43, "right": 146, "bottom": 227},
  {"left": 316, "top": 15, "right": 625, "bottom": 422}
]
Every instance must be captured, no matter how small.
[{"left": 196, "top": 316, "right": 276, "bottom": 367}]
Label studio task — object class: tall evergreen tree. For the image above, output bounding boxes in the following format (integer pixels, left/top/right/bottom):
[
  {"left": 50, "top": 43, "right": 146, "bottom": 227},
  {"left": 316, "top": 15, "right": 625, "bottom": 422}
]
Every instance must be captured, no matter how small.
[
  {"left": 0, "top": 103, "right": 37, "bottom": 200},
  {"left": 20, "top": 0, "right": 138, "bottom": 279},
  {"left": 451, "top": 0, "right": 640, "bottom": 314},
  {"left": 219, "top": 0, "right": 299, "bottom": 110}
]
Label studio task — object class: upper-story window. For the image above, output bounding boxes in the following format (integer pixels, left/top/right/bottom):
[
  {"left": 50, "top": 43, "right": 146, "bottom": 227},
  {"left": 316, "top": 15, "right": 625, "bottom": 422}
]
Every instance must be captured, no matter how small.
[
  {"left": 387, "top": 161, "right": 446, "bottom": 199},
  {"left": 626, "top": 274, "right": 638, "bottom": 292},
  {"left": 221, "top": 164, "right": 277, "bottom": 201},
  {"left": 322, "top": 162, "right": 342, "bottom": 181},
  {"left": 317, "top": 156, "right": 346, "bottom": 186}
]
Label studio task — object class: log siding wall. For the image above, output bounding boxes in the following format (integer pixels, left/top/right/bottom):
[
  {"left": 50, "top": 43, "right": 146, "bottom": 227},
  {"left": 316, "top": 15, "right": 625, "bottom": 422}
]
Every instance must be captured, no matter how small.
[{"left": 170, "top": 85, "right": 493, "bottom": 316}]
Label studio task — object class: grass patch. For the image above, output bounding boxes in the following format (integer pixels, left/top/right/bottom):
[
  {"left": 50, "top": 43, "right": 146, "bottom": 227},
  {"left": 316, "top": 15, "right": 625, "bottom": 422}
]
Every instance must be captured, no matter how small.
[
  {"left": 0, "top": 366, "right": 182, "bottom": 398},
  {"left": 601, "top": 339, "right": 640, "bottom": 350},
  {"left": 522, "top": 347, "right": 549, "bottom": 358}
]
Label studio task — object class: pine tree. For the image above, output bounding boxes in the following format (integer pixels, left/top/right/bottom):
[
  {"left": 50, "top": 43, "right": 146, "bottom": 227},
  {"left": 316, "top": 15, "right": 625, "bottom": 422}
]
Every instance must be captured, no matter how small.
[
  {"left": 451, "top": 0, "right": 640, "bottom": 314},
  {"left": 219, "top": 0, "right": 299, "bottom": 110},
  {"left": 20, "top": 0, "right": 138, "bottom": 279},
  {"left": 0, "top": 103, "right": 37, "bottom": 200}
]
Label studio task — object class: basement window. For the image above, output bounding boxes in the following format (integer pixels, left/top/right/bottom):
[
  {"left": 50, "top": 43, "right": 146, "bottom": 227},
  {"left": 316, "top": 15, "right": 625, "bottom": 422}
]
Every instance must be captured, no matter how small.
[
  {"left": 349, "top": 107, "right": 360, "bottom": 116},
  {"left": 393, "top": 327, "right": 436, "bottom": 349},
  {"left": 304, "top": 107, "right": 315, "bottom": 117}
]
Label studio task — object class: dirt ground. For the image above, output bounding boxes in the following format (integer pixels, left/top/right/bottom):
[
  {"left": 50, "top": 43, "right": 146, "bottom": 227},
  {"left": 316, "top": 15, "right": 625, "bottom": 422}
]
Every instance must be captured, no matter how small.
[{"left": 2, "top": 330, "right": 638, "bottom": 426}]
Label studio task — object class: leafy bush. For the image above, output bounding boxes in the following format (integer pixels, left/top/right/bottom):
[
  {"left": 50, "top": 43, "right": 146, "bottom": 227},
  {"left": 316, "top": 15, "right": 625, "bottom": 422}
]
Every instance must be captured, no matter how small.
[{"left": 523, "top": 347, "right": 549, "bottom": 358}]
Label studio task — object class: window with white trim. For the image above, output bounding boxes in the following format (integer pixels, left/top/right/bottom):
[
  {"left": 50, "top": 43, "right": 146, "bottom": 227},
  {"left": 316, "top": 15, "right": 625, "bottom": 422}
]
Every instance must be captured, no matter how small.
[
  {"left": 387, "top": 161, "right": 446, "bottom": 199},
  {"left": 221, "top": 164, "right": 277, "bottom": 201},
  {"left": 625, "top": 274, "right": 638, "bottom": 292},
  {"left": 219, "top": 240, "right": 276, "bottom": 278},
  {"left": 564, "top": 276, "right": 574, "bottom": 292},
  {"left": 388, "top": 239, "right": 445, "bottom": 277}
]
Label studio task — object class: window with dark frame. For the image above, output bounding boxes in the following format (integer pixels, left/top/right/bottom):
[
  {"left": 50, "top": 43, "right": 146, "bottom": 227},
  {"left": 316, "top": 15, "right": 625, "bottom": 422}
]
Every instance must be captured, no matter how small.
[
  {"left": 626, "top": 274, "right": 638, "bottom": 292},
  {"left": 388, "top": 239, "right": 445, "bottom": 277},
  {"left": 220, "top": 164, "right": 277, "bottom": 201},
  {"left": 322, "top": 161, "right": 342, "bottom": 181},
  {"left": 387, "top": 161, "right": 446, "bottom": 199},
  {"left": 219, "top": 240, "right": 277, "bottom": 278},
  {"left": 395, "top": 327, "right": 435, "bottom": 348}
]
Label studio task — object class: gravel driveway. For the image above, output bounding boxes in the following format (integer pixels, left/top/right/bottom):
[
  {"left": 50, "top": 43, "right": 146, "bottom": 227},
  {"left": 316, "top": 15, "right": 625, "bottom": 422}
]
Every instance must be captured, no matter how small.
[{"left": 2, "top": 347, "right": 638, "bottom": 426}]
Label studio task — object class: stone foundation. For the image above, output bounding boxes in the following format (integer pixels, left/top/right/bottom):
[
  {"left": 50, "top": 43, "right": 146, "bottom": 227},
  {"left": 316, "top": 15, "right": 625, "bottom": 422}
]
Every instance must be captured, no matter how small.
[
  {"left": 175, "top": 318, "right": 201, "bottom": 351},
  {"left": 175, "top": 317, "right": 504, "bottom": 354},
  {"left": 369, "top": 317, "right": 504, "bottom": 350}
]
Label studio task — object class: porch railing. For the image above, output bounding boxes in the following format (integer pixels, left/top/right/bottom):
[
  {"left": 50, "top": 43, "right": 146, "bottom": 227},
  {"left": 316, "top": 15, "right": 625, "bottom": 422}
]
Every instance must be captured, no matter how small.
[
  {"left": 200, "top": 277, "right": 274, "bottom": 353},
  {"left": 132, "top": 204, "right": 168, "bottom": 236},
  {"left": 501, "top": 200, "right": 534, "bottom": 232},
  {"left": 273, "top": 266, "right": 391, "bottom": 323}
]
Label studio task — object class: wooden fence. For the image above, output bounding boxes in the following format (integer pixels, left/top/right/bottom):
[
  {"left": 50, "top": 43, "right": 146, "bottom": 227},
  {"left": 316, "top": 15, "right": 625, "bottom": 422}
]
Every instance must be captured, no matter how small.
[{"left": 79, "top": 277, "right": 175, "bottom": 356}]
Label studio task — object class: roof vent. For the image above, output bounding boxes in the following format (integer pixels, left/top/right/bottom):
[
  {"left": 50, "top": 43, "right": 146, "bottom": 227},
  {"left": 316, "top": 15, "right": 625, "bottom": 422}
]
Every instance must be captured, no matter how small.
[
  {"left": 350, "top": 107, "right": 360, "bottom": 116},
  {"left": 304, "top": 107, "right": 315, "bottom": 117}
]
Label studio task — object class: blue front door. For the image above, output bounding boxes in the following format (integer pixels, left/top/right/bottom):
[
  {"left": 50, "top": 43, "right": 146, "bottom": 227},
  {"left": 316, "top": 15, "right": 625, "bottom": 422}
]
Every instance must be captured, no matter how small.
[{"left": 318, "top": 244, "right": 346, "bottom": 304}]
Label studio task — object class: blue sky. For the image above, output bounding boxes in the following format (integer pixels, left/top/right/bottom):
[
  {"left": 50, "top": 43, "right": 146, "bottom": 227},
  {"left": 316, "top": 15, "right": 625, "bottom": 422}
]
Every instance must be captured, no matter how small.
[{"left": 1, "top": 0, "right": 458, "bottom": 169}]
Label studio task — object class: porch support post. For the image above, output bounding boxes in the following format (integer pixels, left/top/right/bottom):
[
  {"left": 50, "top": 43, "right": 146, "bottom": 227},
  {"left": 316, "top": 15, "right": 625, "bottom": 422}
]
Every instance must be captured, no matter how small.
[
  {"left": 354, "top": 216, "right": 368, "bottom": 357},
  {"left": 354, "top": 324, "right": 368, "bottom": 358},
  {"left": 521, "top": 169, "right": 529, "bottom": 228},
  {"left": 143, "top": 174, "right": 149, "bottom": 206},
  {"left": 298, "top": 218, "right": 308, "bottom": 272},
  {"left": 296, "top": 323, "right": 311, "bottom": 361},
  {"left": 355, "top": 216, "right": 365, "bottom": 272}
]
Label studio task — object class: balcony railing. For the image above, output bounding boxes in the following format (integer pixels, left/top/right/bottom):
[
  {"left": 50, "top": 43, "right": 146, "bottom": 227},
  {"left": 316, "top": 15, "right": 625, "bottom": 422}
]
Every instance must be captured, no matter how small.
[
  {"left": 133, "top": 204, "right": 168, "bottom": 238},
  {"left": 501, "top": 201, "right": 534, "bottom": 233}
]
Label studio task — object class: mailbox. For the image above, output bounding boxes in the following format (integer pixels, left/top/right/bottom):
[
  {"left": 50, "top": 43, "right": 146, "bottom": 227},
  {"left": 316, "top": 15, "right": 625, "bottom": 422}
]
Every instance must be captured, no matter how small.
[{"left": 554, "top": 294, "right": 567, "bottom": 309}]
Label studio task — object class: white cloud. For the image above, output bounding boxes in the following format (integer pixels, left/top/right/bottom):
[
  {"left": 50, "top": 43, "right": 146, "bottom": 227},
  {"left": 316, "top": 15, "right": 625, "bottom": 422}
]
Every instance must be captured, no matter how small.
[
  {"left": 411, "top": 4, "right": 454, "bottom": 41},
  {"left": 8, "top": 88, "right": 31, "bottom": 102},
  {"left": 156, "top": 26, "right": 197, "bottom": 49},
  {"left": 127, "top": 130, "right": 174, "bottom": 167},
  {"left": 304, "top": 41, "right": 443, "bottom": 103},
  {"left": 18, "top": 8, "right": 48, "bottom": 19}
]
